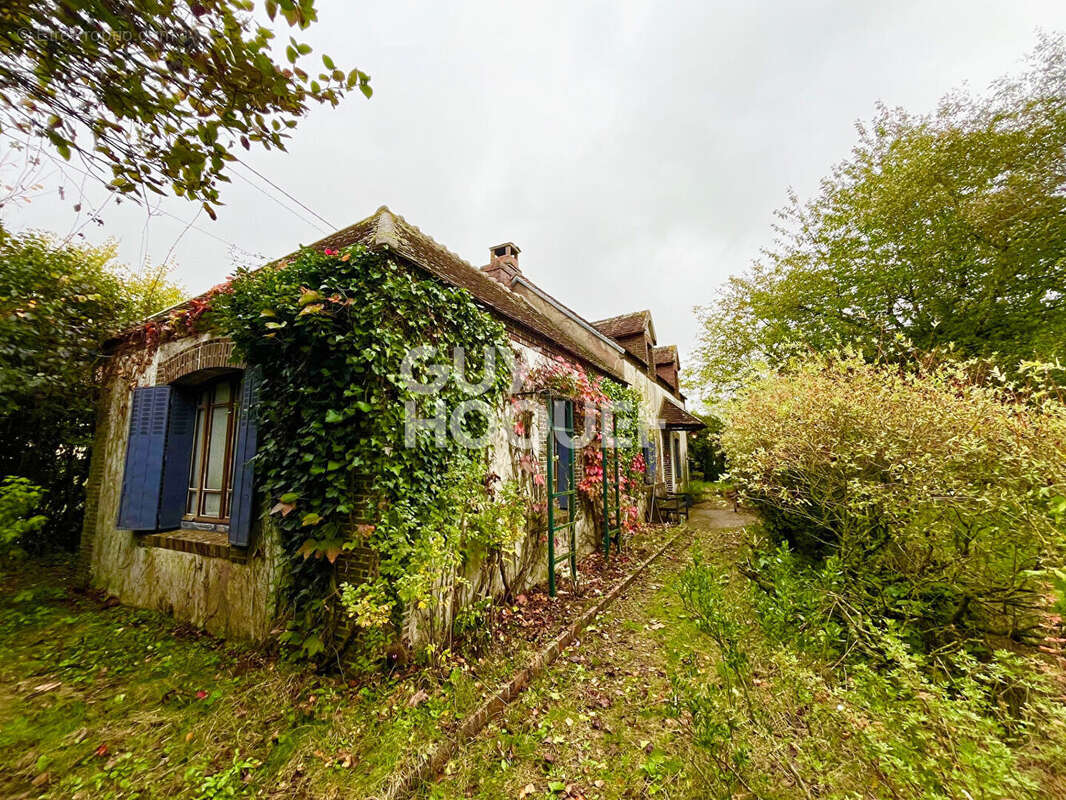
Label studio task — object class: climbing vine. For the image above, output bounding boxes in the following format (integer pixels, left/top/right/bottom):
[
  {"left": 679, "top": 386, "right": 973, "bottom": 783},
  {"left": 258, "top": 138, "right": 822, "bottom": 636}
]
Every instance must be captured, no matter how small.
[
  {"left": 525, "top": 357, "right": 647, "bottom": 533},
  {"left": 213, "top": 244, "right": 515, "bottom": 662}
]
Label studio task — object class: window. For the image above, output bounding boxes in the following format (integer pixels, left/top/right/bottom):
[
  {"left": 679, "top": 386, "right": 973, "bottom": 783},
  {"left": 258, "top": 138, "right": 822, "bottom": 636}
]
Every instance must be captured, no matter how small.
[
  {"left": 641, "top": 432, "right": 656, "bottom": 484},
  {"left": 186, "top": 375, "right": 242, "bottom": 525},
  {"left": 551, "top": 398, "right": 574, "bottom": 510},
  {"left": 117, "top": 364, "right": 261, "bottom": 546},
  {"left": 673, "top": 435, "right": 682, "bottom": 487}
]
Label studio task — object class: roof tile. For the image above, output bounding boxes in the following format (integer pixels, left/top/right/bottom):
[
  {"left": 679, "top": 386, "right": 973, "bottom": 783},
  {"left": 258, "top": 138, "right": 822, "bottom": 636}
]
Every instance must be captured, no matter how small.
[
  {"left": 659, "top": 398, "right": 704, "bottom": 430},
  {"left": 591, "top": 310, "right": 650, "bottom": 340}
]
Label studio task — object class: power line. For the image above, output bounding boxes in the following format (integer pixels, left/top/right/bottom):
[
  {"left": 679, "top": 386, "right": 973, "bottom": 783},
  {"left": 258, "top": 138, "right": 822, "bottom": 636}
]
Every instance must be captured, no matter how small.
[
  {"left": 235, "top": 156, "right": 336, "bottom": 231},
  {"left": 26, "top": 154, "right": 316, "bottom": 265},
  {"left": 153, "top": 208, "right": 257, "bottom": 258},
  {"left": 227, "top": 163, "right": 332, "bottom": 236}
]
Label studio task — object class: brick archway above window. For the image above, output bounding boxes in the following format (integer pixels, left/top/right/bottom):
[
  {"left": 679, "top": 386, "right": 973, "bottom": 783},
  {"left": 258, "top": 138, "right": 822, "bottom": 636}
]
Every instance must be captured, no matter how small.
[{"left": 156, "top": 338, "right": 245, "bottom": 386}]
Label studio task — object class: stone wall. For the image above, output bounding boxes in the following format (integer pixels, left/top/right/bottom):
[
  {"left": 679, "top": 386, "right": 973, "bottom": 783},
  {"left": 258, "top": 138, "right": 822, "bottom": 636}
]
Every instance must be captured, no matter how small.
[
  {"left": 82, "top": 333, "right": 283, "bottom": 641},
  {"left": 84, "top": 322, "right": 689, "bottom": 645}
]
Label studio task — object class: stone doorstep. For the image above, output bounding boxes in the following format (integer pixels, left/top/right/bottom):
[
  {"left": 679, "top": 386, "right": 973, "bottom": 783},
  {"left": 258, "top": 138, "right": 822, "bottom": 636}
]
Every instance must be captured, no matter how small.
[{"left": 137, "top": 529, "right": 249, "bottom": 563}]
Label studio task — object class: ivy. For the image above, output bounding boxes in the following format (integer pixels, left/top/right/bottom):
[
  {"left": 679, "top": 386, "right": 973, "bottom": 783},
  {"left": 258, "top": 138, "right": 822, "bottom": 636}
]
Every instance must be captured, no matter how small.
[
  {"left": 213, "top": 245, "right": 513, "bottom": 662},
  {"left": 526, "top": 357, "right": 647, "bottom": 533}
]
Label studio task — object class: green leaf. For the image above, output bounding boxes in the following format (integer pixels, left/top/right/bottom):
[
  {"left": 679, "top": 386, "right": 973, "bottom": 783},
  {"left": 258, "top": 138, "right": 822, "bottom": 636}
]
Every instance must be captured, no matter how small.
[
  {"left": 301, "top": 634, "right": 324, "bottom": 658},
  {"left": 324, "top": 409, "right": 343, "bottom": 424}
]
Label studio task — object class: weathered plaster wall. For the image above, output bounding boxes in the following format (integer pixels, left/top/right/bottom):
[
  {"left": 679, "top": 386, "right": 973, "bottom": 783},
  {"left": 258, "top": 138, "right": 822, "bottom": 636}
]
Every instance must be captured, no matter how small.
[
  {"left": 84, "top": 334, "right": 283, "bottom": 641},
  {"left": 86, "top": 318, "right": 690, "bottom": 646},
  {"left": 402, "top": 339, "right": 605, "bottom": 645},
  {"left": 620, "top": 357, "right": 690, "bottom": 489}
]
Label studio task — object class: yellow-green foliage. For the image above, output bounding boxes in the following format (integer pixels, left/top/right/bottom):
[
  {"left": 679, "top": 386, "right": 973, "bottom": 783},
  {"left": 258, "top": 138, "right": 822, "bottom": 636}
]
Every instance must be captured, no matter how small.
[
  {"left": 722, "top": 354, "right": 1066, "bottom": 645},
  {"left": 677, "top": 552, "right": 1066, "bottom": 800}
]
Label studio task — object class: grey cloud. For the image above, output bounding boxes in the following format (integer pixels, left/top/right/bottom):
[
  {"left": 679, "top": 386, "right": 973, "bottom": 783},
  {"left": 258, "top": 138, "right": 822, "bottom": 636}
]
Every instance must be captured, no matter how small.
[{"left": 5, "top": 0, "right": 1063, "bottom": 378}]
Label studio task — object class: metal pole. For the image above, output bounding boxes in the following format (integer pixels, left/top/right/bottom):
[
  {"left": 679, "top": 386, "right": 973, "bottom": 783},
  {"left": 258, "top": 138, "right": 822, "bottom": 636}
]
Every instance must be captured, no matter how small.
[
  {"left": 601, "top": 419, "right": 610, "bottom": 559},
  {"left": 567, "top": 401, "right": 577, "bottom": 583},
  {"left": 546, "top": 396, "right": 555, "bottom": 597},
  {"left": 613, "top": 415, "right": 621, "bottom": 551}
]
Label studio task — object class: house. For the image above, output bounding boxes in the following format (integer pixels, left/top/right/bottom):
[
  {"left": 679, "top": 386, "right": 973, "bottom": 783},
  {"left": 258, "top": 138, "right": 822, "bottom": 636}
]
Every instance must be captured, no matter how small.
[{"left": 77, "top": 207, "right": 703, "bottom": 642}]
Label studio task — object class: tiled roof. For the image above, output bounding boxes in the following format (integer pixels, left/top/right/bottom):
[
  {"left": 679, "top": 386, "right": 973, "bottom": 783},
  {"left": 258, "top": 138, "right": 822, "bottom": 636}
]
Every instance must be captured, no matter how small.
[
  {"left": 218, "top": 207, "right": 620, "bottom": 383},
  {"left": 591, "top": 310, "right": 650, "bottom": 340},
  {"left": 651, "top": 345, "right": 678, "bottom": 366},
  {"left": 659, "top": 398, "right": 705, "bottom": 430},
  {"left": 129, "top": 207, "right": 628, "bottom": 382},
  {"left": 306, "top": 208, "right": 624, "bottom": 381}
]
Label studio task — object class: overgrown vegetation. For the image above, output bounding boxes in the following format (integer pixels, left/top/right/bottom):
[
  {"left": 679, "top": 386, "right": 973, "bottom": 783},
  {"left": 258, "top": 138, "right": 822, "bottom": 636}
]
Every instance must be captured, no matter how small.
[
  {"left": 674, "top": 354, "right": 1066, "bottom": 798},
  {"left": 0, "top": 557, "right": 526, "bottom": 799},
  {"left": 677, "top": 552, "right": 1066, "bottom": 799},
  {"left": 0, "top": 227, "right": 181, "bottom": 551},
  {"left": 684, "top": 412, "right": 725, "bottom": 482},
  {"left": 0, "top": 525, "right": 683, "bottom": 799},
  {"left": 214, "top": 243, "right": 515, "bottom": 664},
  {"left": 0, "top": 475, "right": 45, "bottom": 563},
  {"left": 681, "top": 37, "right": 1066, "bottom": 793},
  {"left": 726, "top": 354, "right": 1066, "bottom": 648}
]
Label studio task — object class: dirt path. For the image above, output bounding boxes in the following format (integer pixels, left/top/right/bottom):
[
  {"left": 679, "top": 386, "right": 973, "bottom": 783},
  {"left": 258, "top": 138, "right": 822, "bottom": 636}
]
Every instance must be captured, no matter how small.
[{"left": 426, "top": 502, "right": 755, "bottom": 800}]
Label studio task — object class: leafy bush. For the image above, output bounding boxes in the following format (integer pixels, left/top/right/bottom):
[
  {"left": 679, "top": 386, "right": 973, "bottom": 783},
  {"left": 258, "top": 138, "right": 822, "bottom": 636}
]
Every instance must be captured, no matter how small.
[
  {"left": 0, "top": 476, "right": 47, "bottom": 562},
  {"left": 721, "top": 354, "right": 1066, "bottom": 650},
  {"left": 676, "top": 554, "right": 1066, "bottom": 799},
  {"left": 0, "top": 228, "right": 181, "bottom": 551}
]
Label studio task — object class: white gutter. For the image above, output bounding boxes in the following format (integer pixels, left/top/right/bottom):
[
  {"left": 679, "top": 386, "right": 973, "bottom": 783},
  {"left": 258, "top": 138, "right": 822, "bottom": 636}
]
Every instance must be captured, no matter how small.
[{"left": 509, "top": 275, "right": 626, "bottom": 355}]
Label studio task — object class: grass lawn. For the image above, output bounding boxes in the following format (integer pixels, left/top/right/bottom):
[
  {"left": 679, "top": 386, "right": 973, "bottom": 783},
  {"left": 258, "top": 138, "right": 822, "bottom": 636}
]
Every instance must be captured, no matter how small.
[
  {"left": 0, "top": 525, "right": 696, "bottom": 800},
  {"left": 428, "top": 512, "right": 752, "bottom": 800}
]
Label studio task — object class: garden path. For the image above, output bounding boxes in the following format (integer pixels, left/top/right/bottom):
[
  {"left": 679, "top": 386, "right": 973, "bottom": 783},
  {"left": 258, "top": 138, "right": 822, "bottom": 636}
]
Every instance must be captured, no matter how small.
[{"left": 427, "top": 500, "right": 756, "bottom": 800}]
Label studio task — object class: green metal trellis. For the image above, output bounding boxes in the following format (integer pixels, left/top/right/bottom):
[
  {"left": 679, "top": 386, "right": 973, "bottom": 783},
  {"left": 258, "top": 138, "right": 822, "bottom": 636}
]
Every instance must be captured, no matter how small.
[
  {"left": 546, "top": 395, "right": 578, "bottom": 597},
  {"left": 601, "top": 412, "right": 622, "bottom": 558}
]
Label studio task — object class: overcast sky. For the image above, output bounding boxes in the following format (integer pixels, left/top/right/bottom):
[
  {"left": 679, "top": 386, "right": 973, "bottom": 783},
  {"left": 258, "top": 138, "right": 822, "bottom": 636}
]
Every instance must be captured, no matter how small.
[{"left": 4, "top": 1, "right": 1065, "bottom": 382}]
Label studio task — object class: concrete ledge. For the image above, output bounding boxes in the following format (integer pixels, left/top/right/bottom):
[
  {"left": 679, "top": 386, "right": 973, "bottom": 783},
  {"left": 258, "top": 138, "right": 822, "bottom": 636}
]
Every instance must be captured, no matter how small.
[{"left": 138, "top": 530, "right": 247, "bottom": 562}]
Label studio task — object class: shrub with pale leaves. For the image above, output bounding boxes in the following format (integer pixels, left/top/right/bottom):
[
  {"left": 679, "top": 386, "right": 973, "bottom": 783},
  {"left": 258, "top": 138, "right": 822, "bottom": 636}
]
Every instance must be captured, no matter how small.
[{"left": 722, "top": 354, "right": 1066, "bottom": 646}]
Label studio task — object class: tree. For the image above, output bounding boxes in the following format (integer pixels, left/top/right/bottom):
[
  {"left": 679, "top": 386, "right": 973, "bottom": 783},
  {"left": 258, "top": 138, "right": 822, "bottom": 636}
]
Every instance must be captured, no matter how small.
[
  {"left": 0, "top": 227, "right": 182, "bottom": 550},
  {"left": 692, "top": 33, "right": 1066, "bottom": 399},
  {"left": 0, "top": 1, "right": 371, "bottom": 217},
  {"left": 686, "top": 412, "right": 725, "bottom": 481}
]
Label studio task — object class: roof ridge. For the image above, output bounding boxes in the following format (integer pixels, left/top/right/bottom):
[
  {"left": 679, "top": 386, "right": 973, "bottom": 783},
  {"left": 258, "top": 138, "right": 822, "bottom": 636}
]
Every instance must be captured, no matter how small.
[
  {"left": 372, "top": 205, "right": 397, "bottom": 246},
  {"left": 591, "top": 309, "right": 650, "bottom": 325},
  {"left": 386, "top": 209, "right": 480, "bottom": 272}
]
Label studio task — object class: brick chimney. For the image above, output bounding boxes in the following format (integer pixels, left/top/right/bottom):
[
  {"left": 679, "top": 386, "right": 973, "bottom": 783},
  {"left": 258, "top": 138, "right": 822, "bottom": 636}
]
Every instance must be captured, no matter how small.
[{"left": 481, "top": 242, "right": 521, "bottom": 286}]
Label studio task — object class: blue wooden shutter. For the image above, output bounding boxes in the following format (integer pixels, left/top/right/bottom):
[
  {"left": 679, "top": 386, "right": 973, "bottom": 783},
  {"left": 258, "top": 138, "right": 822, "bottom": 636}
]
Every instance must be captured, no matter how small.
[
  {"left": 553, "top": 399, "right": 572, "bottom": 510},
  {"left": 157, "top": 389, "right": 198, "bottom": 531},
  {"left": 117, "top": 386, "right": 171, "bottom": 530},
  {"left": 228, "top": 367, "right": 261, "bottom": 547},
  {"left": 642, "top": 432, "right": 657, "bottom": 483}
]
